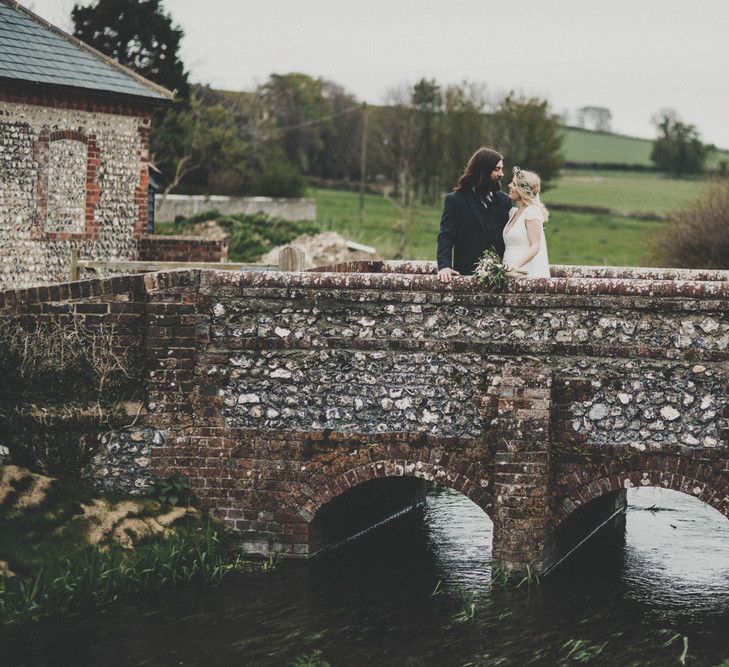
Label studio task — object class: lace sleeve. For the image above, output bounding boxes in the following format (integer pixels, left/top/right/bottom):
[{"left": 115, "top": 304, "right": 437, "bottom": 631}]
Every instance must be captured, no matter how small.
[{"left": 524, "top": 205, "right": 545, "bottom": 224}]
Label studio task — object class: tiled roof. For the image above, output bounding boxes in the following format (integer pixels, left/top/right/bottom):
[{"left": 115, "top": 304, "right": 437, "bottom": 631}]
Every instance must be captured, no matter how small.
[{"left": 0, "top": 0, "right": 172, "bottom": 101}]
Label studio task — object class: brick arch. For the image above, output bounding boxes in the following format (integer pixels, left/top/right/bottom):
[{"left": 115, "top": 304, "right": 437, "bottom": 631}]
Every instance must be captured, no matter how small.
[
  {"left": 284, "top": 445, "right": 493, "bottom": 522},
  {"left": 553, "top": 454, "right": 729, "bottom": 526}
]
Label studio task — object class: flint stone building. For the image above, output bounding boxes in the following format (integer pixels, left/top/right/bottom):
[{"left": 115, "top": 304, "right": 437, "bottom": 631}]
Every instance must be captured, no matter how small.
[{"left": 0, "top": 0, "right": 173, "bottom": 289}]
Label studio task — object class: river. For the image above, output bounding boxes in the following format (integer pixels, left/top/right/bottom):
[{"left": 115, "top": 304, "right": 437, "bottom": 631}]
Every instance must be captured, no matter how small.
[{"left": 3, "top": 487, "right": 729, "bottom": 666}]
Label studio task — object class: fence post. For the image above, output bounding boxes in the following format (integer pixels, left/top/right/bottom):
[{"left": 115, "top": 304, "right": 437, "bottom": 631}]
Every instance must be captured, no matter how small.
[
  {"left": 278, "top": 245, "right": 306, "bottom": 271},
  {"left": 70, "top": 248, "right": 79, "bottom": 282}
]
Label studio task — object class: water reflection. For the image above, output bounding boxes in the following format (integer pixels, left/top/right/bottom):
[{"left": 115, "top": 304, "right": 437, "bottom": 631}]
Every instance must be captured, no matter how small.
[
  {"left": 3, "top": 486, "right": 729, "bottom": 666},
  {"left": 623, "top": 487, "right": 729, "bottom": 617}
]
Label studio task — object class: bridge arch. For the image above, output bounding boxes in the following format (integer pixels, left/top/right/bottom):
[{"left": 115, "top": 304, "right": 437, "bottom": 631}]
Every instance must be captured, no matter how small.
[
  {"left": 285, "top": 445, "right": 493, "bottom": 524},
  {"left": 553, "top": 454, "right": 729, "bottom": 527}
]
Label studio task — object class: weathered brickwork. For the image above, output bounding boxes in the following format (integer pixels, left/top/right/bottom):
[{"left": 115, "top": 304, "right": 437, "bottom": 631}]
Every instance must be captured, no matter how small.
[
  {"left": 137, "top": 236, "right": 228, "bottom": 263},
  {"left": 2, "top": 262, "right": 728, "bottom": 572},
  {"left": 0, "top": 91, "right": 151, "bottom": 288},
  {"left": 487, "top": 365, "right": 552, "bottom": 572}
]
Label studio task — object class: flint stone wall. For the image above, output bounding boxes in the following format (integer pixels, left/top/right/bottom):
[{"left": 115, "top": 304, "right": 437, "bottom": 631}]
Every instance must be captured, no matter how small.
[
  {"left": 0, "top": 93, "right": 151, "bottom": 289},
  {"left": 204, "top": 267, "right": 728, "bottom": 450},
  {"left": 85, "top": 426, "right": 166, "bottom": 495}
]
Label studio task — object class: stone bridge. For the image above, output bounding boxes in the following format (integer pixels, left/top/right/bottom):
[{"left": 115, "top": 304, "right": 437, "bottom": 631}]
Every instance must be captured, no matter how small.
[{"left": 2, "top": 261, "right": 728, "bottom": 573}]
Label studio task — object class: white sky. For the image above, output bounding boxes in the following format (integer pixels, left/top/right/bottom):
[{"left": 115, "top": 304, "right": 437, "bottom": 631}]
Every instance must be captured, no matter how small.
[{"left": 24, "top": 0, "right": 729, "bottom": 148}]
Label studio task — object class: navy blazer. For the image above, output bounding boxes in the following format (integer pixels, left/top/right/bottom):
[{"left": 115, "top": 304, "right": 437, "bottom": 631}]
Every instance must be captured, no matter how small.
[{"left": 436, "top": 189, "right": 511, "bottom": 275}]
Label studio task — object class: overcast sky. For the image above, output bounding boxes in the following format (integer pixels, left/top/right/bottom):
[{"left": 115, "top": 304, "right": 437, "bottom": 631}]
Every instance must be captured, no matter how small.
[{"left": 24, "top": 0, "right": 729, "bottom": 148}]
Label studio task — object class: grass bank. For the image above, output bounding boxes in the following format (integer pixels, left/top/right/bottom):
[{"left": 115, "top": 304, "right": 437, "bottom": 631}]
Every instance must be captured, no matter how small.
[
  {"left": 0, "top": 466, "right": 271, "bottom": 625},
  {"left": 563, "top": 126, "right": 729, "bottom": 171},
  {"left": 542, "top": 170, "right": 706, "bottom": 215}
]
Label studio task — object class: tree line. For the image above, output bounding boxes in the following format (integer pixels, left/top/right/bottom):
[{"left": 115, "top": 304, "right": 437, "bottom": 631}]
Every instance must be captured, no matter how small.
[
  {"left": 72, "top": 0, "right": 720, "bottom": 201},
  {"left": 71, "top": 0, "right": 564, "bottom": 200}
]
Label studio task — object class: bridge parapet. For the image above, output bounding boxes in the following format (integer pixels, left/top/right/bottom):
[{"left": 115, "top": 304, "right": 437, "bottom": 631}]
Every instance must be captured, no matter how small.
[{"left": 2, "top": 263, "right": 728, "bottom": 571}]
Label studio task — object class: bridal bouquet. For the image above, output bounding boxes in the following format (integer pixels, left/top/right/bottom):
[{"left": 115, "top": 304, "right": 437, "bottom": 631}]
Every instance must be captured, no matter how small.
[{"left": 473, "top": 249, "right": 523, "bottom": 290}]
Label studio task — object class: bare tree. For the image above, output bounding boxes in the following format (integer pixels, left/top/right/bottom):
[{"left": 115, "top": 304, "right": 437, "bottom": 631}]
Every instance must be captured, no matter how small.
[{"left": 373, "top": 85, "right": 419, "bottom": 257}]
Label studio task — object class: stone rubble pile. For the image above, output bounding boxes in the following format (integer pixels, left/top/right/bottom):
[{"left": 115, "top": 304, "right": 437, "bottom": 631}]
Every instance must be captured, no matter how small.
[{"left": 259, "top": 232, "right": 378, "bottom": 268}]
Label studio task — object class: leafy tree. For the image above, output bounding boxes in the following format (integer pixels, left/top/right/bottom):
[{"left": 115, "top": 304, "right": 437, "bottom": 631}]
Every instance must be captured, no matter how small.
[
  {"left": 312, "top": 81, "right": 362, "bottom": 180},
  {"left": 576, "top": 106, "right": 612, "bottom": 132},
  {"left": 194, "top": 86, "right": 288, "bottom": 176},
  {"left": 372, "top": 85, "right": 418, "bottom": 203},
  {"left": 489, "top": 93, "right": 565, "bottom": 188},
  {"left": 651, "top": 113, "right": 714, "bottom": 177},
  {"left": 72, "top": 0, "right": 188, "bottom": 97},
  {"left": 260, "top": 73, "right": 360, "bottom": 180},
  {"left": 154, "top": 93, "right": 249, "bottom": 195}
]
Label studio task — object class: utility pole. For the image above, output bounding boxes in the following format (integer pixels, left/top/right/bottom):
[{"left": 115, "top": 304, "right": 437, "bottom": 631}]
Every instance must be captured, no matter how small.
[{"left": 359, "top": 102, "right": 368, "bottom": 226}]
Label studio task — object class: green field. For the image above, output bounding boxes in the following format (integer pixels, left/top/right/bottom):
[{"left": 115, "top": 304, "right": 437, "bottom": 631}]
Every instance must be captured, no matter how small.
[
  {"left": 542, "top": 170, "right": 705, "bottom": 215},
  {"left": 563, "top": 127, "right": 729, "bottom": 170},
  {"left": 312, "top": 187, "right": 671, "bottom": 267}
]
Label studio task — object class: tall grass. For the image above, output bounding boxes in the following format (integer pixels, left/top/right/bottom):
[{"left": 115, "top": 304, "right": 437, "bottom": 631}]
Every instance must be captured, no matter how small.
[
  {"left": 490, "top": 563, "right": 540, "bottom": 589},
  {"left": 0, "top": 521, "right": 267, "bottom": 625}
]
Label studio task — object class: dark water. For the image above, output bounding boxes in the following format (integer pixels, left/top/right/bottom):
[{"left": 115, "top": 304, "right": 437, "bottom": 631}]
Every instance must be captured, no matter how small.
[{"left": 4, "top": 487, "right": 729, "bottom": 666}]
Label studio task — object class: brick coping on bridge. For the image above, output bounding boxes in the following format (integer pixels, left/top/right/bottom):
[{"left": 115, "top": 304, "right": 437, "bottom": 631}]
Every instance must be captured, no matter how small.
[
  {"left": 3, "top": 261, "right": 728, "bottom": 312},
  {"left": 206, "top": 262, "right": 729, "bottom": 300}
]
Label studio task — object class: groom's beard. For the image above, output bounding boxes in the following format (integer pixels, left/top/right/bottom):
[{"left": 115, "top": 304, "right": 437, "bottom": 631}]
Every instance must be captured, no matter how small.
[{"left": 479, "top": 179, "right": 501, "bottom": 200}]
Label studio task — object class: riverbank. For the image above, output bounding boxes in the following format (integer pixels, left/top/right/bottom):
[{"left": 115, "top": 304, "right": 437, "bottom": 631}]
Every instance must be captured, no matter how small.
[{"left": 0, "top": 465, "right": 273, "bottom": 625}]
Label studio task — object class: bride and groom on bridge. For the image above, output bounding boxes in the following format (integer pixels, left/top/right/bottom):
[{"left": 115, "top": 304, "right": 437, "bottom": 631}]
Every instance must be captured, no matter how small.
[{"left": 436, "top": 147, "right": 551, "bottom": 282}]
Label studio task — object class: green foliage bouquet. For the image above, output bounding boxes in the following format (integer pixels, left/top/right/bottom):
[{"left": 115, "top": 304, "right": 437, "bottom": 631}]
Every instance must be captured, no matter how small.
[{"left": 473, "top": 249, "right": 523, "bottom": 290}]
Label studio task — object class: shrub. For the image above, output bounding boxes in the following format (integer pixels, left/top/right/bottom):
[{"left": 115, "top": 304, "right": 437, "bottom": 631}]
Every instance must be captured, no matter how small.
[
  {"left": 653, "top": 179, "right": 729, "bottom": 268},
  {"left": 219, "top": 212, "right": 318, "bottom": 262},
  {"left": 252, "top": 161, "right": 307, "bottom": 198},
  {"left": 149, "top": 475, "right": 192, "bottom": 507},
  {"left": 161, "top": 211, "right": 319, "bottom": 263}
]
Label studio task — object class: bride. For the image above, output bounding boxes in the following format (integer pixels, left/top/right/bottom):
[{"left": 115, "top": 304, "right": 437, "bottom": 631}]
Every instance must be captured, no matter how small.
[{"left": 502, "top": 167, "right": 550, "bottom": 278}]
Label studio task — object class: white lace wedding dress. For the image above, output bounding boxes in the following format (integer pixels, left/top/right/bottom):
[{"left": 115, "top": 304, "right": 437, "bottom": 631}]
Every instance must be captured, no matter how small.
[{"left": 502, "top": 205, "right": 550, "bottom": 278}]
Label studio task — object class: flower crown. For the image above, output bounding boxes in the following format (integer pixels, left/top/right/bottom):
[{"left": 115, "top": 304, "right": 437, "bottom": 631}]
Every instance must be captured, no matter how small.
[{"left": 512, "top": 166, "right": 537, "bottom": 198}]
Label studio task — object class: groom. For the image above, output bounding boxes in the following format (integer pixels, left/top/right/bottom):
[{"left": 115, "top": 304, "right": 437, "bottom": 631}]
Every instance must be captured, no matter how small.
[{"left": 436, "top": 147, "right": 511, "bottom": 283}]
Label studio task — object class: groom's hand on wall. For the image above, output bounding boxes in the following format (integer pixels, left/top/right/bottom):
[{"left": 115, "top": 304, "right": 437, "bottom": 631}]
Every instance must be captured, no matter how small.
[{"left": 437, "top": 268, "right": 460, "bottom": 283}]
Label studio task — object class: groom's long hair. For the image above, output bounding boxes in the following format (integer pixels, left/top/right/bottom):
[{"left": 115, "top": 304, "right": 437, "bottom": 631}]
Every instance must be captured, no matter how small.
[{"left": 454, "top": 147, "right": 503, "bottom": 200}]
